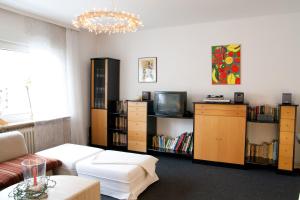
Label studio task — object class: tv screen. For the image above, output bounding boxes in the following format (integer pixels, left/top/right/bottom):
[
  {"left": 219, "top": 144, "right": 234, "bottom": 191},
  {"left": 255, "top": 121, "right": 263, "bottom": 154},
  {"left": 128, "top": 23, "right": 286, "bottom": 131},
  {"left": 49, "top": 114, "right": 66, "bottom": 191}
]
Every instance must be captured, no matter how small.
[{"left": 154, "top": 91, "right": 187, "bottom": 116}]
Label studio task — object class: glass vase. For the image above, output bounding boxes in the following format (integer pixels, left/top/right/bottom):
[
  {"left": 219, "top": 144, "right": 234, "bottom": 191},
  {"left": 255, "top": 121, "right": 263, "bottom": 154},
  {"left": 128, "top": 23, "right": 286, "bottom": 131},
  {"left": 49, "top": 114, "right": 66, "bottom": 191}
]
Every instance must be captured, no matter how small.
[{"left": 21, "top": 158, "right": 46, "bottom": 191}]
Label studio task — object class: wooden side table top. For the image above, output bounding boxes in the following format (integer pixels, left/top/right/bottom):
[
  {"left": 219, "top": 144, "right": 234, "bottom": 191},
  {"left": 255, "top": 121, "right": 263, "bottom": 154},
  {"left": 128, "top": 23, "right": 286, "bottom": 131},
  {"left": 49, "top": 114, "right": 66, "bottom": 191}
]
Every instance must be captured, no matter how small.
[{"left": 0, "top": 175, "right": 100, "bottom": 200}]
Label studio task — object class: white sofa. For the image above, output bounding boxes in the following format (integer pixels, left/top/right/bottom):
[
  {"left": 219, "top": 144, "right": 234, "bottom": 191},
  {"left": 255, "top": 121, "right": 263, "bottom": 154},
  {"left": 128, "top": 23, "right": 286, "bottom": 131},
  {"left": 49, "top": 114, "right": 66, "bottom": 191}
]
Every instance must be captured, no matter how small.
[
  {"left": 0, "top": 131, "right": 28, "bottom": 163},
  {"left": 0, "top": 131, "right": 60, "bottom": 190}
]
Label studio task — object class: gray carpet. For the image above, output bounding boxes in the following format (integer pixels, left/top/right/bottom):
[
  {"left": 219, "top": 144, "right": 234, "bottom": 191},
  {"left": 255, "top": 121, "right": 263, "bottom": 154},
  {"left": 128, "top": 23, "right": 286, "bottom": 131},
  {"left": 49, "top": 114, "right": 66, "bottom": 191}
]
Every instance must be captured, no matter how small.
[{"left": 102, "top": 156, "right": 300, "bottom": 200}]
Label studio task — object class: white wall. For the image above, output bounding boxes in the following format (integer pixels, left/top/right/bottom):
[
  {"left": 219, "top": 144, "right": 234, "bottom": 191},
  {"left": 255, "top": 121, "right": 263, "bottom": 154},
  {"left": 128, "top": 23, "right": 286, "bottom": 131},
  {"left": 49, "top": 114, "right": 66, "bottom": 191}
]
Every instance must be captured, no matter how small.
[
  {"left": 98, "top": 12, "right": 300, "bottom": 163},
  {"left": 70, "top": 32, "right": 98, "bottom": 144}
]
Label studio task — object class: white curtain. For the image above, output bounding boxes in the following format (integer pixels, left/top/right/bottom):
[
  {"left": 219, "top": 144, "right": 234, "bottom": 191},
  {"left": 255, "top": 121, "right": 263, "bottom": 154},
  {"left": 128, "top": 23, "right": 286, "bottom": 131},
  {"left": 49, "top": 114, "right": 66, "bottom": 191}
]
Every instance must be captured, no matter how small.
[{"left": 66, "top": 29, "right": 86, "bottom": 145}]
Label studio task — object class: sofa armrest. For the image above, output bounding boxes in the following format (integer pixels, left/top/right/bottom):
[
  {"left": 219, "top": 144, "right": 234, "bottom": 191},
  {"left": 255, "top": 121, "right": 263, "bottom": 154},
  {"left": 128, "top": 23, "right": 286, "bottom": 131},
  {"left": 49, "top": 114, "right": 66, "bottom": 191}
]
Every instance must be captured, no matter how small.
[{"left": 0, "top": 131, "right": 28, "bottom": 162}]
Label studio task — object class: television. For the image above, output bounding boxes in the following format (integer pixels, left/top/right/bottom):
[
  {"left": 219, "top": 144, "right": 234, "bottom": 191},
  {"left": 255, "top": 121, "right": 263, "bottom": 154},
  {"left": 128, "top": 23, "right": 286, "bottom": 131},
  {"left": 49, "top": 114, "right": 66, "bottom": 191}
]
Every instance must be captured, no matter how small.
[{"left": 154, "top": 91, "right": 187, "bottom": 117}]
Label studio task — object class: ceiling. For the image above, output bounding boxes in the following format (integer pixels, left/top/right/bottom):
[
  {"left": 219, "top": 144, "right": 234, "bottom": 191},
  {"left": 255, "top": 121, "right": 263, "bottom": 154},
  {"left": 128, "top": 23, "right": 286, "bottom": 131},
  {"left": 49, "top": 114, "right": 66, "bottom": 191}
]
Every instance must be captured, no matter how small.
[{"left": 0, "top": 0, "right": 299, "bottom": 30}]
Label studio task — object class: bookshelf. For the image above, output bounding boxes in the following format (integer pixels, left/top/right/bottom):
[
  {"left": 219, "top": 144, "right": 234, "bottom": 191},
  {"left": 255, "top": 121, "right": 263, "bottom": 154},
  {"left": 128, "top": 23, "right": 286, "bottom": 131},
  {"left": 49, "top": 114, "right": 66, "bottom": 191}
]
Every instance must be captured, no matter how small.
[
  {"left": 245, "top": 105, "right": 281, "bottom": 167},
  {"left": 108, "top": 100, "right": 193, "bottom": 157},
  {"left": 151, "top": 132, "right": 193, "bottom": 158},
  {"left": 110, "top": 101, "right": 128, "bottom": 149}
]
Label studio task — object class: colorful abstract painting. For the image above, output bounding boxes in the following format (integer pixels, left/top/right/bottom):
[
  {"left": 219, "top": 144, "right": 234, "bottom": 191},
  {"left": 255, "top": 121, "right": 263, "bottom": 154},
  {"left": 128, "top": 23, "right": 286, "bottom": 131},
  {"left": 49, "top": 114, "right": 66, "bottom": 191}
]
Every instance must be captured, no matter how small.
[{"left": 212, "top": 44, "right": 241, "bottom": 85}]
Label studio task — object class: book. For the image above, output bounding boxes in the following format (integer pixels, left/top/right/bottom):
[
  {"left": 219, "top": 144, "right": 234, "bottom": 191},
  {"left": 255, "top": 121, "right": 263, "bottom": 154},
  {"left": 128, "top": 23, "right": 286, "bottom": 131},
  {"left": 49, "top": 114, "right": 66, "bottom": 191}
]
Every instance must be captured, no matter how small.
[
  {"left": 175, "top": 132, "right": 187, "bottom": 151},
  {"left": 268, "top": 142, "right": 274, "bottom": 160},
  {"left": 151, "top": 132, "right": 193, "bottom": 153}
]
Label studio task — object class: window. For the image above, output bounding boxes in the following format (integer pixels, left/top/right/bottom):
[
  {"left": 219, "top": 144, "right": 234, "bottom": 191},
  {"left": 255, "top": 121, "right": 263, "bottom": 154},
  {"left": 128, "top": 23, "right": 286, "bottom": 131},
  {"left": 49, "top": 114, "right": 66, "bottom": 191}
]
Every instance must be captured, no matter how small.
[
  {"left": 0, "top": 49, "right": 32, "bottom": 121},
  {"left": 0, "top": 48, "right": 68, "bottom": 122}
]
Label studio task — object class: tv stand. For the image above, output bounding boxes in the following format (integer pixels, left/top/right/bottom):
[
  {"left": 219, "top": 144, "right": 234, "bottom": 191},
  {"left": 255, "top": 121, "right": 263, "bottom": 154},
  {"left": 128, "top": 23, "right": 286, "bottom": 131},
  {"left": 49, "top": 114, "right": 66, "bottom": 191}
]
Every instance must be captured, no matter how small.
[{"left": 125, "top": 100, "right": 193, "bottom": 157}]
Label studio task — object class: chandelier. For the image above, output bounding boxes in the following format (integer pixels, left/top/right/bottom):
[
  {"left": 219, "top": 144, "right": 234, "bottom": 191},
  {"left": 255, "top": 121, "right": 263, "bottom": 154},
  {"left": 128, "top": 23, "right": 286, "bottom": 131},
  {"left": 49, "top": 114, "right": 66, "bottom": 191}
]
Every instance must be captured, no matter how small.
[{"left": 72, "top": 8, "right": 143, "bottom": 35}]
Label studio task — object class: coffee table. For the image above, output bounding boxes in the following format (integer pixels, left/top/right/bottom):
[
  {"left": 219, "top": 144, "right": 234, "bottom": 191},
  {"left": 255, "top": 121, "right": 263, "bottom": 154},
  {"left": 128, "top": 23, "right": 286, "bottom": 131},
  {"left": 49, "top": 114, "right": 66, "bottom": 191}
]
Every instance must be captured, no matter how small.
[{"left": 0, "top": 175, "right": 100, "bottom": 200}]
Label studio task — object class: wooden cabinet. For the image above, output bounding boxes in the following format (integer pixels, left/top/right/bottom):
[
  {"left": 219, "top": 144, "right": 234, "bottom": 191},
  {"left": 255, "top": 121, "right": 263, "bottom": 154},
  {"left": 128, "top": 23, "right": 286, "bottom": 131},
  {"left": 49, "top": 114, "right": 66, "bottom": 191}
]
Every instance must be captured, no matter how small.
[
  {"left": 194, "top": 103, "right": 247, "bottom": 165},
  {"left": 278, "top": 105, "right": 297, "bottom": 171},
  {"left": 127, "top": 101, "right": 156, "bottom": 153},
  {"left": 90, "top": 58, "right": 120, "bottom": 147}
]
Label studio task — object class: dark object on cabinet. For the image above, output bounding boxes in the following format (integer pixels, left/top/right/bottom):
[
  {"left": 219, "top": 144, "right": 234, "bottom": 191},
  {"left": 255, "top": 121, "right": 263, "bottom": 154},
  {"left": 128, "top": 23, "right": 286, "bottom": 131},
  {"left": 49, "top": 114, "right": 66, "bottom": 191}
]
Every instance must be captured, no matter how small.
[
  {"left": 234, "top": 92, "right": 244, "bottom": 104},
  {"left": 142, "top": 91, "right": 151, "bottom": 101},
  {"left": 282, "top": 93, "right": 292, "bottom": 105},
  {"left": 90, "top": 58, "right": 120, "bottom": 147}
]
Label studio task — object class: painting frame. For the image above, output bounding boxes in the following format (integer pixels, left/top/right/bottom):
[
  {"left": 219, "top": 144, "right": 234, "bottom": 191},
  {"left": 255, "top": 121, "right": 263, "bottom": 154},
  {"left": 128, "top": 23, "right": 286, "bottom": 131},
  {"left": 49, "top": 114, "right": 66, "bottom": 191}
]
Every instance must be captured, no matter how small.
[
  {"left": 212, "top": 44, "right": 241, "bottom": 85},
  {"left": 138, "top": 57, "right": 157, "bottom": 83}
]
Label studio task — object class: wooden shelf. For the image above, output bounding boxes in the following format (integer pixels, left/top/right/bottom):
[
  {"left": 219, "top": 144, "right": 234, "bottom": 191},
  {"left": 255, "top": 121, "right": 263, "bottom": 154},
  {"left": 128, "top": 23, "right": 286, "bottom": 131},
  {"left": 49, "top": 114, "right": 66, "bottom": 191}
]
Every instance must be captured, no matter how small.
[
  {"left": 109, "top": 128, "right": 127, "bottom": 133},
  {"left": 147, "top": 148, "right": 193, "bottom": 158},
  {"left": 110, "top": 112, "right": 127, "bottom": 117},
  {"left": 111, "top": 145, "right": 127, "bottom": 151},
  {"left": 247, "top": 120, "right": 279, "bottom": 124},
  {"left": 147, "top": 114, "right": 193, "bottom": 119},
  {"left": 245, "top": 156, "right": 277, "bottom": 166}
]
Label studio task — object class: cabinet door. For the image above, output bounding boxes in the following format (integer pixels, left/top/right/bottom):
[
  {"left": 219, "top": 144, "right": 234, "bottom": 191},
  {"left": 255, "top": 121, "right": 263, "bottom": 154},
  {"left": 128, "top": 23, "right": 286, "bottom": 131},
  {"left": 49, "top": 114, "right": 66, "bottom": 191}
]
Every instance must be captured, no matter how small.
[
  {"left": 194, "top": 114, "right": 246, "bottom": 165},
  {"left": 91, "top": 109, "right": 107, "bottom": 146},
  {"left": 220, "top": 116, "right": 246, "bottom": 165},
  {"left": 194, "top": 115, "right": 221, "bottom": 161},
  {"left": 92, "top": 59, "right": 107, "bottom": 109}
]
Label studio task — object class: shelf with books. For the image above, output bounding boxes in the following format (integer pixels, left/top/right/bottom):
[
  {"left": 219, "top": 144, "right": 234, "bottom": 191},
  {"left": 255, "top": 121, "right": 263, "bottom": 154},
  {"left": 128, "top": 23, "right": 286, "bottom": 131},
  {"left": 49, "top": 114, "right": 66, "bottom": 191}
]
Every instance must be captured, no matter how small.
[
  {"left": 245, "top": 156, "right": 277, "bottom": 166},
  {"left": 151, "top": 132, "right": 193, "bottom": 157},
  {"left": 247, "top": 105, "right": 279, "bottom": 123},
  {"left": 147, "top": 148, "right": 193, "bottom": 158},
  {"left": 245, "top": 140, "right": 278, "bottom": 166},
  {"left": 112, "top": 132, "right": 127, "bottom": 147},
  {"left": 112, "top": 115, "right": 127, "bottom": 131}
]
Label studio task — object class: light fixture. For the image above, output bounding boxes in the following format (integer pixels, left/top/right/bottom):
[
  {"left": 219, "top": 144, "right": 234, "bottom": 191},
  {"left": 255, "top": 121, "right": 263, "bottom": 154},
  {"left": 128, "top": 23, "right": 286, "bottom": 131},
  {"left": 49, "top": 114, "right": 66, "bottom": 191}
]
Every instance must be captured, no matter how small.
[{"left": 72, "top": 2, "right": 143, "bottom": 35}]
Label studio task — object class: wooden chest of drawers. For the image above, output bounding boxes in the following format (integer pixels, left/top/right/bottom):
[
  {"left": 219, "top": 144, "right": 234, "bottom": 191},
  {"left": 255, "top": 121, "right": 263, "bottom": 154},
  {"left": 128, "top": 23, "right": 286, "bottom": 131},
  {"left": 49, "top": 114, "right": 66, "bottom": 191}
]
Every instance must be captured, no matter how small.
[
  {"left": 278, "top": 105, "right": 297, "bottom": 171},
  {"left": 128, "top": 102, "right": 148, "bottom": 153}
]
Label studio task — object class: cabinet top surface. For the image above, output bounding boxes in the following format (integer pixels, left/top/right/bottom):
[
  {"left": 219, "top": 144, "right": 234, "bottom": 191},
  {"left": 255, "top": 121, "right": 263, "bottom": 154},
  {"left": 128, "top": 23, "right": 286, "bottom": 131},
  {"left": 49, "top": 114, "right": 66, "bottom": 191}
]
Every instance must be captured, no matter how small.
[
  {"left": 193, "top": 102, "right": 248, "bottom": 106},
  {"left": 91, "top": 57, "right": 120, "bottom": 61},
  {"left": 279, "top": 104, "right": 298, "bottom": 107}
]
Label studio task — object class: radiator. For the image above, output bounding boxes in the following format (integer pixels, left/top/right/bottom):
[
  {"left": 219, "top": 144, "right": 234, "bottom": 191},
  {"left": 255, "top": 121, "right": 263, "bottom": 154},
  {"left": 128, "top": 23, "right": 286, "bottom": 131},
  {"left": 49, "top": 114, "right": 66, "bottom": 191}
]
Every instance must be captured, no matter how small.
[{"left": 18, "top": 127, "right": 35, "bottom": 154}]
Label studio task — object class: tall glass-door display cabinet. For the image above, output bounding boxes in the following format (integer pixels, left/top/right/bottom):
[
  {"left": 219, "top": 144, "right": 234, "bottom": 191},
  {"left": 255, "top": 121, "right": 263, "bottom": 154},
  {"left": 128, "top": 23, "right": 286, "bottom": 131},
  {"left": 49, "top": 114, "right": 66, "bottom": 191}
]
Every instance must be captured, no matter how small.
[{"left": 90, "top": 58, "right": 120, "bottom": 147}]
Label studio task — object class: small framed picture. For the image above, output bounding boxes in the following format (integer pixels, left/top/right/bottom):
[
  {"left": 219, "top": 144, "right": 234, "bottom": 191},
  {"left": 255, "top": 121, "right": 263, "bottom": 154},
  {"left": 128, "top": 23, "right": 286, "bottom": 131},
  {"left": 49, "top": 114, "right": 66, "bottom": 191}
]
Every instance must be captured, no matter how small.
[{"left": 138, "top": 57, "right": 157, "bottom": 83}]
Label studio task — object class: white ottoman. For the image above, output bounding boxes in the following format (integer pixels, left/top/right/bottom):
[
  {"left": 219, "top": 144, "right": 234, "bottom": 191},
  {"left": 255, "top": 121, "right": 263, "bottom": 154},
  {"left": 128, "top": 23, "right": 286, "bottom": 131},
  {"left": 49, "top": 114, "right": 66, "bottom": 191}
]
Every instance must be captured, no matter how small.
[
  {"left": 76, "top": 151, "right": 159, "bottom": 200},
  {"left": 36, "top": 144, "right": 159, "bottom": 200},
  {"left": 36, "top": 143, "right": 103, "bottom": 175}
]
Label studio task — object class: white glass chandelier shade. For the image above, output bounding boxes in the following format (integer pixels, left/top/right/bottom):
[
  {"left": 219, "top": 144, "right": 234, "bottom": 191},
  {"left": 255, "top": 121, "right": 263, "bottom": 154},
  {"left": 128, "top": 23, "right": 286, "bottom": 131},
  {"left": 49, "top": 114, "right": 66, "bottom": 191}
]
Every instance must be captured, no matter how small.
[{"left": 73, "top": 10, "right": 143, "bottom": 34}]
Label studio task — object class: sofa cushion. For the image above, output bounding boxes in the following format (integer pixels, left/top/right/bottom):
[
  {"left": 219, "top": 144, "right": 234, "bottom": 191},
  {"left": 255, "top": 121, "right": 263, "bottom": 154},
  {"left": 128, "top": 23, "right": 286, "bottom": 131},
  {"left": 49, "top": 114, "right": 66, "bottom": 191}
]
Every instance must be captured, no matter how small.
[
  {"left": 0, "top": 154, "right": 62, "bottom": 190},
  {"left": 0, "top": 131, "right": 28, "bottom": 163}
]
